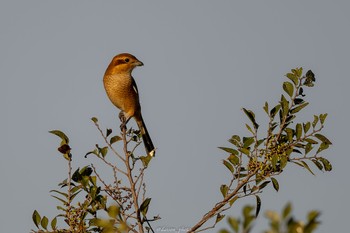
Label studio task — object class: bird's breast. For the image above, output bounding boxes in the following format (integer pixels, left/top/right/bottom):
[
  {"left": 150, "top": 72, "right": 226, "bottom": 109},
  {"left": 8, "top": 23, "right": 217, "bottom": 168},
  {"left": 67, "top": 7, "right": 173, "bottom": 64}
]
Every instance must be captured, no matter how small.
[{"left": 103, "top": 74, "right": 140, "bottom": 118}]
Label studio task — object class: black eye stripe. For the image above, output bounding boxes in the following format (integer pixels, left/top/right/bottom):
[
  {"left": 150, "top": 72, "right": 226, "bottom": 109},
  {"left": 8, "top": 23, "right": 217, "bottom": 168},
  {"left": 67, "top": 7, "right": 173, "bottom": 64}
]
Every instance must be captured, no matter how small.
[{"left": 114, "top": 58, "right": 130, "bottom": 65}]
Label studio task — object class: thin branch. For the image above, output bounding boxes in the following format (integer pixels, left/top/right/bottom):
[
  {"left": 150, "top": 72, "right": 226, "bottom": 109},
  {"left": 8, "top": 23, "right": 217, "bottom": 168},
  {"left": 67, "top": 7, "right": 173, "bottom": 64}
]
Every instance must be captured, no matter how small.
[
  {"left": 120, "top": 116, "right": 145, "bottom": 233},
  {"left": 96, "top": 154, "right": 128, "bottom": 176},
  {"left": 188, "top": 170, "right": 257, "bottom": 232},
  {"left": 94, "top": 120, "right": 126, "bottom": 162}
]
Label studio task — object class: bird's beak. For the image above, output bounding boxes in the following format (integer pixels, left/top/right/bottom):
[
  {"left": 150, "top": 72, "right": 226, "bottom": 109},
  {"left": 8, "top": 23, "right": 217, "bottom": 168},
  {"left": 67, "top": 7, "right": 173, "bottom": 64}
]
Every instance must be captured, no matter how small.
[{"left": 135, "top": 60, "right": 144, "bottom": 66}]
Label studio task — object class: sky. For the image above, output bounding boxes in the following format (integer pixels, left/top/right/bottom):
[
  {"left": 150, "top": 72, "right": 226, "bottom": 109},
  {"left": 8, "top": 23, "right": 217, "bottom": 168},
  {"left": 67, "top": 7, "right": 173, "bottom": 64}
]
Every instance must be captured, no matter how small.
[{"left": 1, "top": 1, "right": 349, "bottom": 232}]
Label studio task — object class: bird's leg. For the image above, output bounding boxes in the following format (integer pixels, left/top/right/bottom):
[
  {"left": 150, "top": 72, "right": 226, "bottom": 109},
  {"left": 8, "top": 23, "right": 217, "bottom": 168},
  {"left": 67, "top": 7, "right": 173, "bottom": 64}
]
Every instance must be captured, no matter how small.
[
  {"left": 119, "top": 111, "right": 127, "bottom": 131},
  {"left": 119, "top": 111, "right": 131, "bottom": 131}
]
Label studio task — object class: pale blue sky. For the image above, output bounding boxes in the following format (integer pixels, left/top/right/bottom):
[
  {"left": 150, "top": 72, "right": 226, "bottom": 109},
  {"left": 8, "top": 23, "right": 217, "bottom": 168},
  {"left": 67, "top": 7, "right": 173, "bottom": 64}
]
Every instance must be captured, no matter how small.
[{"left": 1, "top": 1, "right": 349, "bottom": 232}]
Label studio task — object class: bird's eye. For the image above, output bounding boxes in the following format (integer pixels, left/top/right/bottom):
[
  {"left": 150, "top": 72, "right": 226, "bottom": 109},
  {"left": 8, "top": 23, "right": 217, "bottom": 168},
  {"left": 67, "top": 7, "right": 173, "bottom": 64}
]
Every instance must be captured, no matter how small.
[{"left": 125, "top": 58, "right": 130, "bottom": 62}]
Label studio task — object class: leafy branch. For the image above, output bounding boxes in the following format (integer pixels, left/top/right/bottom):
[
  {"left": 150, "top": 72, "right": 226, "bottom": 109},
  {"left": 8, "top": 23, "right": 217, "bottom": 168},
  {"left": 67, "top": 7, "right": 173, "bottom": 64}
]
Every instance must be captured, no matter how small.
[
  {"left": 188, "top": 68, "right": 332, "bottom": 232},
  {"left": 219, "top": 203, "right": 321, "bottom": 233},
  {"left": 31, "top": 115, "right": 158, "bottom": 233}
]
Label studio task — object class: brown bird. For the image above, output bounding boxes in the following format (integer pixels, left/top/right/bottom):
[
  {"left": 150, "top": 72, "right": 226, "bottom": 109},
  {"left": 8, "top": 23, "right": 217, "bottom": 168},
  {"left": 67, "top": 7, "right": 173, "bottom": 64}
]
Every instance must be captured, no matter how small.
[{"left": 103, "top": 53, "right": 155, "bottom": 156}]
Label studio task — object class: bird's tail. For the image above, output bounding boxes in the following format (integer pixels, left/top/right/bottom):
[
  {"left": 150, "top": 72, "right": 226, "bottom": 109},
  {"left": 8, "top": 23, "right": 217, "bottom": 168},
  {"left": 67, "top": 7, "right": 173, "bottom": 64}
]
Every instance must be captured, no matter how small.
[{"left": 136, "top": 115, "right": 155, "bottom": 157}]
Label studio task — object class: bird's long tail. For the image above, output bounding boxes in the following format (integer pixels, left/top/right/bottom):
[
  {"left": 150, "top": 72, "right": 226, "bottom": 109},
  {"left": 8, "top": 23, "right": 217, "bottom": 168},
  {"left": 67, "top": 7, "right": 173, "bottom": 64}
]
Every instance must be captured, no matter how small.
[{"left": 136, "top": 115, "right": 155, "bottom": 157}]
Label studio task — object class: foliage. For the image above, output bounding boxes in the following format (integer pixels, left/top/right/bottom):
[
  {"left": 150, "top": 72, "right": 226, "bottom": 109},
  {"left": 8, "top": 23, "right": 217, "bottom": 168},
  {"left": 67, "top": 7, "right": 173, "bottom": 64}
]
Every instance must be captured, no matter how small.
[
  {"left": 219, "top": 203, "right": 321, "bottom": 233},
  {"left": 32, "top": 118, "right": 158, "bottom": 233},
  {"left": 31, "top": 68, "right": 332, "bottom": 233},
  {"left": 188, "top": 68, "right": 332, "bottom": 232}
]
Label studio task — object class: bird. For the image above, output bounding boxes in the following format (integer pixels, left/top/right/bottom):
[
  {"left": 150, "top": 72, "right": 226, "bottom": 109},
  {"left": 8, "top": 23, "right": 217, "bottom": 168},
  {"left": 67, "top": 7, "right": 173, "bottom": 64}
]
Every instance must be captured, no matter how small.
[{"left": 103, "top": 53, "right": 155, "bottom": 157}]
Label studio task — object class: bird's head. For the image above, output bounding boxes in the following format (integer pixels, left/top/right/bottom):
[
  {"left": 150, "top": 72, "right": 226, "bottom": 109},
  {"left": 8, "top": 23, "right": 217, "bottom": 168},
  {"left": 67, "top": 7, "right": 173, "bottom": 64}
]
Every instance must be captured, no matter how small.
[{"left": 105, "top": 53, "right": 143, "bottom": 75}]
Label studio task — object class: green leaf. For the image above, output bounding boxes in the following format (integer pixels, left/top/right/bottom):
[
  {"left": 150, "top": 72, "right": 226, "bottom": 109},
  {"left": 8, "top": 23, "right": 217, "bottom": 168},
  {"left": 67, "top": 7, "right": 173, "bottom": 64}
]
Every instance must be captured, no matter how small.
[
  {"left": 100, "top": 146, "right": 108, "bottom": 158},
  {"left": 295, "top": 123, "right": 302, "bottom": 139},
  {"left": 56, "top": 206, "right": 66, "bottom": 212},
  {"left": 255, "top": 195, "right": 261, "bottom": 217},
  {"left": 91, "top": 117, "right": 98, "bottom": 123},
  {"left": 229, "top": 195, "right": 239, "bottom": 206},
  {"left": 243, "top": 185, "right": 247, "bottom": 195},
  {"left": 280, "top": 156, "right": 288, "bottom": 169},
  {"left": 286, "top": 73, "right": 298, "bottom": 86},
  {"left": 85, "top": 149, "right": 98, "bottom": 158},
  {"left": 270, "top": 122, "right": 278, "bottom": 132},
  {"left": 282, "top": 202, "right": 292, "bottom": 219},
  {"left": 51, "top": 217, "right": 57, "bottom": 230},
  {"left": 312, "top": 159, "right": 323, "bottom": 171},
  {"left": 41, "top": 216, "right": 48, "bottom": 230},
  {"left": 294, "top": 67, "right": 303, "bottom": 78},
  {"left": 290, "top": 102, "right": 309, "bottom": 114},
  {"left": 70, "top": 190, "right": 81, "bottom": 201},
  {"left": 246, "top": 124, "right": 254, "bottom": 134},
  {"left": 62, "top": 153, "right": 72, "bottom": 161},
  {"left": 140, "top": 198, "right": 151, "bottom": 217},
  {"left": 71, "top": 168, "right": 81, "bottom": 182},
  {"left": 219, "top": 147, "right": 238, "bottom": 155},
  {"left": 243, "top": 205, "right": 255, "bottom": 229},
  {"left": 300, "top": 161, "right": 315, "bottom": 175},
  {"left": 90, "top": 176, "right": 97, "bottom": 186},
  {"left": 314, "top": 134, "right": 332, "bottom": 145},
  {"left": 243, "top": 108, "right": 259, "bottom": 129},
  {"left": 280, "top": 95, "right": 289, "bottom": 119},
  {"left": 215, "top": 213, "right": 225, "bottom": 224},
  {"left": 257, "top": 139, "right": 265, "bottom": 147},
  {"left": 106, "top": 128, "right": 112, "bottom": 137},
  {"left": 140, "top": 155, "right": 152, "bottom": 167},
  {"left": 50, "top": 190, "right": 68, "bottom": 198},
  {"left": 110, "top": 135, "right": 122, "bottom": 145},
  {"left": 317, "top": 142, "right": 330, "bottom": 154},
  {"left": 271, "top": 177, "right": 279, "bottom": 192},
  {"left": 285, "top": 128, "right": 294, "bottom": 142},
  {"left": 306, "top": 70, "right": 315, "bottom": 81},
  {"left": 32, "top": 210, "right": 41, "bottom": 228},
  {"left": 283, "top": 82, "right": 294, "bottom": 98},
  {"left": 220, "top": 184, "right": 229, "bottom": 198},
  {"left": 259, "top": 181, "right": 270, "bottom": 190},
  {"left": 240, "top": 148, "right": 250, "bottom": 156},
  {"left": 107, "top": 205, "right": 120, "bottom": 218},
  {"left": 305, "top": 143, "right": 313, "bottom": 155},
  {"left": 229, "top": 135, "right": 241, "bottom": 147},
  {"left": 312, "top": 115, "right": 319, "bottom": 128},
  {"left": 271, "top": 154, "right": 278, "bottom": 170},
  {"left": 263, "top": 102, "right": 269, "bottom": 114},
  {"left": 228, "top": 154, "right": 240, "bottom": 166},
  {"left": 57, "top": 144, "right": 71, "bottom": 155},
  {"left": 80, "top": 166, "right": 93, "bottom": 176},
  {"left": 304, "top": 70, "right": 316, "bottom": 87},
  {"left": 51, "top": 195, "right": 68, "bottom": 205},
  {"left": 294, "top": 98, "right": 304, "bottom": 105},
  {"left": 319, "top": 113, "right": 328, "bottom": 125},
  {"left": 305, "top": 138, "right": 318, "bottom": 144},
  {"left": 303, "top": 122, "right": 311, "bottom": 133},
  {"left": 223, "top": 160, "right": 235, "bottom": 173},
  {"left": 243, "top": 137, "right": 254, "bottom": 148},
  {"left": 265, "top": 210, "right": 280, "bottom": 224},
  {"left": 307, "top": 210, "right": 320, "bottom": 222},
  {"left": 227, "top": 217, "right": 239, "bottom": 233},
  {"left": 270, "top": 105, "right": 281, "bottom": 119},
  {"left": 218, "top": 230, "right": 230, "bottom": 233},
  {"left": 49, "top": 130, "right": 69, "bottom": 144},
  {"left": 318, "top": 157, "right": 332, "bottom": 171}
]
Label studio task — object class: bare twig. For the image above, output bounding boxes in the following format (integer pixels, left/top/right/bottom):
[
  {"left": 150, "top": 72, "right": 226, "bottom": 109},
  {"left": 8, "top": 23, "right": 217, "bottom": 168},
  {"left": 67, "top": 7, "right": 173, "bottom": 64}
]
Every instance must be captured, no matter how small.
[
  {"left": 120, "top": 116, "right": 145, "bottom": 233},
  {"left": 93, "top": 120, "right": 126, "bottom": 162}
]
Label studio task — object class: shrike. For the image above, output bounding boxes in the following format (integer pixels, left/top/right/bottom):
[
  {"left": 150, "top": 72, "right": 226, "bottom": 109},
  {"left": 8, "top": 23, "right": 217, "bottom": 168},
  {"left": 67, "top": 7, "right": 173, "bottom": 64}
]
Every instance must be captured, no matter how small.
[{"left": 103, "top": 53, "right": 155, "bottom": 157}]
